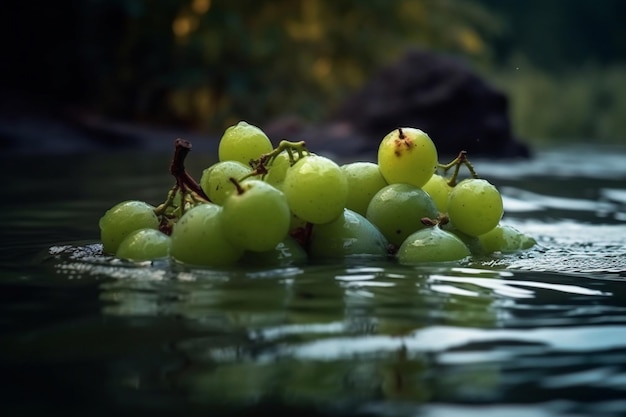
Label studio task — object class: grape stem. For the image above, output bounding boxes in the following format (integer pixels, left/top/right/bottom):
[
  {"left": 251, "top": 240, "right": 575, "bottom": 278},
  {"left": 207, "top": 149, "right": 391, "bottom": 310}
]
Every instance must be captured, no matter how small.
[
  {"left": 169, "top": 138, "right": 210, "bottom": 200},
  {"left": 438, "top": 150, "right": 479, "bottom": 187},
  {"left": 229, "top": 177, "right": 245, "bottom": 195},
  {"left": 154, "top": 139, "right": 210, "bottom": 234},
  {"left": 420, "top": 217, "right": 438, "bottom": 227},
  {"left": 244, "top": 139, "right": 310, "bottom": 181}
]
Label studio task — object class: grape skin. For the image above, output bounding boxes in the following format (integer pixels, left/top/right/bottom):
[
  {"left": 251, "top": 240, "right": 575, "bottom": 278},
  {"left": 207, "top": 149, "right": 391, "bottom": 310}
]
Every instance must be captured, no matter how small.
[
  {"left": 99, "top": 200, "right": 159, "bottom": 254},
  {"left": 170, "top": 204, "right": 244, "bottom": 267},
  {"left": 264, "top": 152, "right": 292, "bottom": 190},
  {"left": 422, "top": 173, "right": 452, "bottom": 213},
  {"left": 116, "top": 228, "right": 171, "bottom": 261},
  {"left": 397, "top": 226, "right": 470, "bottom": 264},
  {"left": 447, "top": 179, "right": 504, "bottom": 237},
  {"left": 478, "top": 224, "right": 537, "bottom": 254},
  {"left": 200, "top": 160, "right": 252, "bottom": 205},
  {"left": 442, "top": 223, "right": 484, "bottom": 256},
  {"left": 378, "top": 127, "right": 438, "bottom": 188},
  {"left": 341, "top": 161, "right": 388, "bottom": 217},
  {"left": 218, "top": 121, "right": 273, "bottom": 165},
  {"left": 221, "top": 180, "right": 291, "bottom": 252},
  {"left": 282, "top": 155, "right": 348, "bottom": 224},
  {"left": 366, "top": 183, "right": 439, "bottom": 247},
  {"left": 308, "top": 209, "right": 389, "bottom": 259}
]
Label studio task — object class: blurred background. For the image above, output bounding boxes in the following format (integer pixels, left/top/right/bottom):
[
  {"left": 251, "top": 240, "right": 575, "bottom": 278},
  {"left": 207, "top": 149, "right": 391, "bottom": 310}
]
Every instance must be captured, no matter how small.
[{"left": 1, "top": 0, "right": 625, "bottom": 154}]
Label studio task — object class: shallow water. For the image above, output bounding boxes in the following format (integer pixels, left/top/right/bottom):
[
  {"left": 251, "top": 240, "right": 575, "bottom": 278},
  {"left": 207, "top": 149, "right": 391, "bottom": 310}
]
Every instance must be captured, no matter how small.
[{"left": 1, "top": 145, "right": 626, "bottom": 416}]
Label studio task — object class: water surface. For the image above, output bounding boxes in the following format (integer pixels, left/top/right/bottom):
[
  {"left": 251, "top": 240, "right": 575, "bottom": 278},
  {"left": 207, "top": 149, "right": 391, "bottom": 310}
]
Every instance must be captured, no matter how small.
[{"left": 1, "top": 145, "right": 625, "bottom": 416}]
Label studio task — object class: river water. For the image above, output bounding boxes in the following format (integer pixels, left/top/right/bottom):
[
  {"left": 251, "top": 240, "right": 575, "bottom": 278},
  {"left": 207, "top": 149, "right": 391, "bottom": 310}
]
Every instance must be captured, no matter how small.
[{"left": 1, "top": 144, "right": 626, "bottom": 416}]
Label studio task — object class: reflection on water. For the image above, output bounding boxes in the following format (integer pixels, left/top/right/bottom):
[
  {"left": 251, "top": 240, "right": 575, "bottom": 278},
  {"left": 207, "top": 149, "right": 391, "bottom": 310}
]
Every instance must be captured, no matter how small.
[
  {"left": 6, "top": 244, "right": 620, "bottom": 415},
  {"left": 1, "top": 145, "right": 626, "bottom": 416}
]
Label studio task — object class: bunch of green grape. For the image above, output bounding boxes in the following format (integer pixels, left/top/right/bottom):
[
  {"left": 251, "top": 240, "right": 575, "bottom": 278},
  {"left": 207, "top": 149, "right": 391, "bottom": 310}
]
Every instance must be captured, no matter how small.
[{"left": 98, "top": 122, "right": 535, "bottom": 267}]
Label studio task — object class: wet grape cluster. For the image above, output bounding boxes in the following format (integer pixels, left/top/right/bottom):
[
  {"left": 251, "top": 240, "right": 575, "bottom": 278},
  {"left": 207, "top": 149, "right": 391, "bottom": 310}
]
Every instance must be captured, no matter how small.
[{"left": 99, "top": 121, "right": 536, "bottom": 267}]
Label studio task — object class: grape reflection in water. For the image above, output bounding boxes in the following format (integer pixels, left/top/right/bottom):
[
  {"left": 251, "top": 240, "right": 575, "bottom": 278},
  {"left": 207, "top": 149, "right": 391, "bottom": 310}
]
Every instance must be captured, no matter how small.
[
  {"left": 40, "top": 244, "right": 626, "bottom": 414},
  {"left": 6, "top": 145, "right": 626, "bottom": 417}
]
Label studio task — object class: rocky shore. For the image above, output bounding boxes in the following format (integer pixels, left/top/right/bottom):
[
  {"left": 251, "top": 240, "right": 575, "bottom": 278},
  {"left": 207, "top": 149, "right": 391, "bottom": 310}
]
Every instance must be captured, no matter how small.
[{"left": 0, "top": 49, "right": 530, "bottom": 160}]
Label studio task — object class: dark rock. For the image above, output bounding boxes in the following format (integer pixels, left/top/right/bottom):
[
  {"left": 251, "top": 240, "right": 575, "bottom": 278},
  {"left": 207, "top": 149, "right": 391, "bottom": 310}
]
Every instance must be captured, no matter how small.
[
  {"left": 1, "top": 48, "right": 529, "bottom": 160},
  {"left": 262, "top": 116, "right": 370, "bottom": 160},
  {"left": 265, "top": 48, "right": 530, "bottom": 160},
  {"left": 331, "top": 48, "right": 530, "bottom": 158}
]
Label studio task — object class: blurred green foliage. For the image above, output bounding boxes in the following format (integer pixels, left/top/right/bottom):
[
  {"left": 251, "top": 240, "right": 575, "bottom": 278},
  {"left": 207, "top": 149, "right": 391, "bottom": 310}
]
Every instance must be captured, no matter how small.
[
  {"left": 474, "top": 0, "right": 626, "bottom": 145},
  {"left": 491, "top": 62, "right": 626, "bottom": 146},
  {"left": 4, "top": 0, "right": 626, "bottom": 143},
  {"left": 74, "top": 0, "right": 499, "bottom": 130}
]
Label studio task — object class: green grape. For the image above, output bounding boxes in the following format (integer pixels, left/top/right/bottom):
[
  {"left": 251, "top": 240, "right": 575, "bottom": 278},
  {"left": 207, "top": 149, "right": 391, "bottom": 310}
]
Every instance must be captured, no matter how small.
[
  {"left": 422, "top": 173, "right": 452, "bottom": 213},
  {"left": 282, "top": 154, "right": 348, "bottom": 224},
  {"left": 170, "top": 203, "right": 244, "bottom": 267},
  {"left": 447, "top": 178, "right": 503, "bottom": 237},
  {"left": 218, "top": 121, "right": 273, "bottom": 164},
  {"left": 289, "top": 211, "right": 308, "bottom": 232},
  {"left": 200, "top": 160, "right": 252, "bottom": 205},
  {"left": 263, "top": 151, "right": 292, "bottom": 190},
  {"left": 99, "top": 200, "right": 159, "bottom": 254},
  {"left": 240, "top": 236, "right": 308, "bottom": 267},
  {"left": 341, "top": 161, "right": 388, "bottom": 216},
  {"left": 442, "top": 223, "right": 484, "bottom": 256},
  {"left": 366, "top": 183, "right": 439, "bottom": 247},
  {"left": 116, "top": 228, "right": 171, "bottom": 261},
  {"left": 478, "top": 224, "right": 537, "bottom": 254},
  {"left": 308, "top": 209, "right": 389, "bottom": 259},
  {"left": 397, "top": 226, "right": 470, "bottom": 264},
  {"left": 221, "top": 179, "right": 291, "bottom": 252},
  {"left": 377, "top": 127, "right": 438, "bottom": 188}
]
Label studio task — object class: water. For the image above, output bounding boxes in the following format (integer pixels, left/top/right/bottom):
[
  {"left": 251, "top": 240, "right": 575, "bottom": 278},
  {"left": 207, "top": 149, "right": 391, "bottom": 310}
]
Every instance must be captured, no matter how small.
[{"left": 1, "top": 145, "right": 626, "bottom": 416}]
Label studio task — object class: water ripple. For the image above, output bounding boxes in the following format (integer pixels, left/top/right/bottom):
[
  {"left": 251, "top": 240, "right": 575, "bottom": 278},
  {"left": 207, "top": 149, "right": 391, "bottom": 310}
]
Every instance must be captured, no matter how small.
[
  {"left": 429, "top": 275, "right": 611, "bottom": 298},
  {"left": 285, "top": 325, "right": 626, "bottom": 361}
]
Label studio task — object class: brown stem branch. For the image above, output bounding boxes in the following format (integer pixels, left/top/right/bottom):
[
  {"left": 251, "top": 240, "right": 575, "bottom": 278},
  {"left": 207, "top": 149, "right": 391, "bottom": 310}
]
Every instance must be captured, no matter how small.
[{"left": 170, "top": 138, "right": 210, "bottom": 201}]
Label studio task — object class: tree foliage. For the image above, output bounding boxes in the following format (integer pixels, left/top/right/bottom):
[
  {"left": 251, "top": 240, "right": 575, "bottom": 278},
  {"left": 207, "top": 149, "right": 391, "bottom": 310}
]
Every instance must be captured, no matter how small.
[
  {"left": 68, "top": 0, "right": 500, "bottom": 130},
  {"left": 6, "top": 0, "right": 625, "bottom": 140}
]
